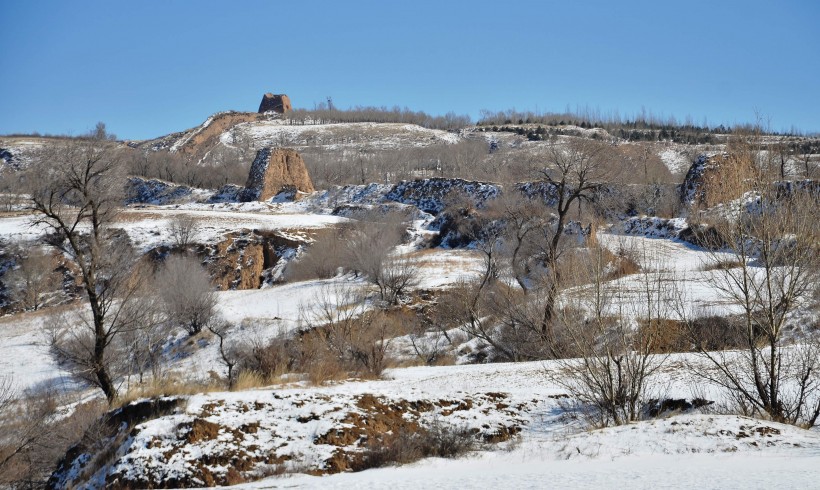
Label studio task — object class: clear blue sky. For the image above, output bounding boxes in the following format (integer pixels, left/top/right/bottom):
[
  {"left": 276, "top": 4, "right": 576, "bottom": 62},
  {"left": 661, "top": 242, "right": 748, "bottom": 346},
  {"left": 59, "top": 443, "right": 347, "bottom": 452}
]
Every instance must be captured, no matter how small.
[{"left": 1, "top": 0, "right": 818, "bottom": 140}]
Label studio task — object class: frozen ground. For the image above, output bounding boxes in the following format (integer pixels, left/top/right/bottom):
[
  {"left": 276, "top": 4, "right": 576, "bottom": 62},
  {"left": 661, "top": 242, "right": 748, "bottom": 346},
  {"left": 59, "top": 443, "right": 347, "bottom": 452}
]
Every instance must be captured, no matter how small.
[
  {"left": 256, "top": 451, "right": 820, "bottom": 489},
  {"left": 56, "top": 359, "right": 820, "bottom": 488},
  {"left": 231, "top": 120, "right": 461, "bottom": 151},
  {"left": 596, "top": 232, "right": 745, "bottom": 318},
  {"left": 0, "top": 311, "right": 80, "bottom": 394},
  {"left": 0, "top": 207, "right": 348, "bottom": 251}
]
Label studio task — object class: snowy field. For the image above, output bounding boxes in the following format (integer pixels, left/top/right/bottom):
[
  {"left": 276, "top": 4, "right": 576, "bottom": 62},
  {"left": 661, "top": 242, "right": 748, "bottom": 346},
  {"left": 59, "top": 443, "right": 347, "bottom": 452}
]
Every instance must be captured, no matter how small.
[
  {"left": 596, "top": 233, "right": 745, "bottom": 318},
  {"left": 0, "top": 207, "right": 348, "bottom": 251},
  {"left": 0, "top": 311, "right": 79, "bottom": 394},
  {"left": 227, "top": 120, "right": 461, "bottom": 151}
]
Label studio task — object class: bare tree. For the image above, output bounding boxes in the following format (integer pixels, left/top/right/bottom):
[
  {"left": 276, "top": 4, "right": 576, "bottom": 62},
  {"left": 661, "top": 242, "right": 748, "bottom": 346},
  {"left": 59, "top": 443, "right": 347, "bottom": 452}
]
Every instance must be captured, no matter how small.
[
  {"left": 491, "top": 193, "right": 550, "bottom": 294},
  {"left": 26, "top": 127, "right": 140, "bottom": 403},
  {"left": 534, "top": 138, "right": 613, "bottom": 342},
  {"left": 157, "top": 255, "right": 217, "bottom": 336},
  {"left": 120, "top": 292, "right": 170, "bottom": 385},
  {"left": 208, "top": 317, "right": 239, "bottom": 388},
  {"left": 345, "top": 215, "right": 418, "bottom": 304},
  {"left": 48, "top": 248, "right": 156, "bottom": 398}
]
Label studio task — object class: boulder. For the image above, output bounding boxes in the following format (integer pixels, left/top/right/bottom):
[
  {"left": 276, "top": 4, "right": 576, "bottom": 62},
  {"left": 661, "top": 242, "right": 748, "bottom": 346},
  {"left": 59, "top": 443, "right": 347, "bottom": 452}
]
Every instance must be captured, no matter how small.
[
  {"left": 242, "top": 147, "right": 315, "bottom": 201},
  {"left": 258, "top": 93, "right": 292, "bottom": 114}
]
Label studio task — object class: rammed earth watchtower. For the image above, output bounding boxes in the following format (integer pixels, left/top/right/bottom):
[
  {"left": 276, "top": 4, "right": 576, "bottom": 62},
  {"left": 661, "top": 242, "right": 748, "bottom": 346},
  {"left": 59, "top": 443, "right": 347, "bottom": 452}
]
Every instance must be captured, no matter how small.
[{"left": 258, "top": 93, "right": 292, "bottom": 114}]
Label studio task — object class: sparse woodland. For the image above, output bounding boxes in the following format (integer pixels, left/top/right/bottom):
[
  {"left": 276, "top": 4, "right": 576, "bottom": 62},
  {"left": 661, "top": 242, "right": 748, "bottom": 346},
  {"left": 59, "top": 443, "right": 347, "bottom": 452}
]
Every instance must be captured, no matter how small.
[{"left": 0, "top": 108, "right": 819, "bottom": 488}]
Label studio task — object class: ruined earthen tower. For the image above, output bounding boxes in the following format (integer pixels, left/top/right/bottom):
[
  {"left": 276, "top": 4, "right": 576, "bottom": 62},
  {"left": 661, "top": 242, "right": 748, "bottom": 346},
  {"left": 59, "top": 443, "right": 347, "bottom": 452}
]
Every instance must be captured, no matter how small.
[{"left": 258, "top": 93, "right": 292, "bottom": 114}]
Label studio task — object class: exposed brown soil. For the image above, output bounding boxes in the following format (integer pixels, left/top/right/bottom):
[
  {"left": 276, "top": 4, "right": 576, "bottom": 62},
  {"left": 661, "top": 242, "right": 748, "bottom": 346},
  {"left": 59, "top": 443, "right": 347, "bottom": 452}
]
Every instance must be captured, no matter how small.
[{"left": 176, "top": 112, "right": 262, "bottom": 161}]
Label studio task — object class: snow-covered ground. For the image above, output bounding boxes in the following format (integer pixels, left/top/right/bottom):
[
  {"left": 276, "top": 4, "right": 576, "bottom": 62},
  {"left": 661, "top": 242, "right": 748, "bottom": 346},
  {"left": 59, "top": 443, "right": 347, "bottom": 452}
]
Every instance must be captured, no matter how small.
[
  {"left": 56, "top": 359, "right": 820, "bottom": 488},
  {"left": 0, "top": 214, "right": 52, "bottom": 242},
  {"left": 596, "top": 232, "right": 744, "bottom": 318},
  {"left": 230, "top": 120, "right": 461, "bottom": 151},
  {"left": 0, "top": 207, "right": 348, "bottom": 251},
  {"left": 117, "top": 208, "right": 348, "bottom": 251},
  {"left": 235, "top": 361, "right": 820, "bottom": 488},
  {"left": 658, "top": 146, "right": 694, "bottom": 175},
  {"left": 258, "top": 450, "right": 820, "bottom": 489},
  {"left": 0, "top": 311, "right": 80, "bottom": 394}
]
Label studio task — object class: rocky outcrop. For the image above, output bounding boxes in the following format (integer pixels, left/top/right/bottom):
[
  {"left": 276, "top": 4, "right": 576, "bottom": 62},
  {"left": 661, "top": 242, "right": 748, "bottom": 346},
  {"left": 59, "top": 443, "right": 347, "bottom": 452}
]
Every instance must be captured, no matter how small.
[
  {"left": 258, "top": 93, "right": 292, "bottom": 114},
  {"left": 203, "top": 230, "right": 303, "bottom": 290},
  {"left": 241, "top": 148, "right": 315, "bottom": 201},
  {"left": 385, "top": 178, "right": 501, "bottom": 215},
  {"left": 681, "top": 153, "right": 755, "bottom": 207},
  {"left": 0, "top": 148, "right": 14, "bottom": 169},
  {"left": 125, "top": 177, "right": 194, "bottom": 205}
]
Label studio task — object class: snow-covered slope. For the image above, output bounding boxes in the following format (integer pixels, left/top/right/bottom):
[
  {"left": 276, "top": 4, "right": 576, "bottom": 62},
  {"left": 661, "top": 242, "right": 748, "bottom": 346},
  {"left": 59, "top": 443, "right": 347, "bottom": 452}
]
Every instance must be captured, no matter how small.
[
  {"left": 52, "top": 359, "right": 820, "bottom": 488},
  {"left": 233, "top": 120, "right": 461, "bottom": 152}
]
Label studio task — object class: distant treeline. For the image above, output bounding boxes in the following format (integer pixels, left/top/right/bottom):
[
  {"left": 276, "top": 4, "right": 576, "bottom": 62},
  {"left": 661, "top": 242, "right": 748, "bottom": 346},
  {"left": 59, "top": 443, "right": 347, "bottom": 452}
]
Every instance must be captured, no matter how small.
[
  {"left": 0, "top": 132, "right": 77, "bottom": 140},
  {"left": 479, "top": 124, "right": 719, "bottom": 145},
  {"left": 476, "top": 108, "right": 796, "bottom": 133},
  {"left": 476, "top": 108, "right": 813, "bottom": 140},
  {"left": 282, "top": 104, "right": 471, "bottom": 131}
]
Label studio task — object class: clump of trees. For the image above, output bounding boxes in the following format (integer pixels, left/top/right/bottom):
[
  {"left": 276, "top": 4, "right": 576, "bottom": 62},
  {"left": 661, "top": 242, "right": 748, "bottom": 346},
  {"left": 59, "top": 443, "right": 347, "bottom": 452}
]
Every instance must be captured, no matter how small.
[
  {"left": 3, "top": 248, "right": 65, "bottom": 312},
  {"left": 233, "top": 284, "right": 405, "bottom": 384},
  {"left": 125, "top": 146, "right": 251, "bottom": 189},
  {"left": 0, "top": 377, "right": 107, "bottom": 488}
]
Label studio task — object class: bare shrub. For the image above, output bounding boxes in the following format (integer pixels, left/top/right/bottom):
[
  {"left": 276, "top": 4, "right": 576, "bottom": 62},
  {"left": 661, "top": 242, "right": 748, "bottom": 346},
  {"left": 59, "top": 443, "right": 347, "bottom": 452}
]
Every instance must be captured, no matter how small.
[
  {"left": 685, "top": 315, "right": 746, "bottom": 351},
  {"left": 168, "top": 214, "right": 198, "bottom": 248},
  {"left": 157, "top": 255, "right": 217, "bottom": 335},
  {"left": 235, "top": 284, "right": 402, "bottom": 383},
  {"left": 699, "top": 259, "right": 743, "bottom": 271},
  {"left": 302, "top": 285, "right": 400, "bottom": 377},
  {"left": 119, "top": 292, "right": 171, "bottom": 384},
  {"left": 553, "top": 245, "right": 673, "bottom": 426},
  {"left": 406, "top": 308, "right": 459, "bottom": 366},
  {"left": 345, "top": 214, "right": 419, "bottom": 305},
  {"left": 0, "top": 381, "right": 105, "bottom": 488},
  {"left": 357, "top": 421, "right": 475, "bottom": 470},
  {"left": 285, "top": 227, "right": 350, "bottom": 281},
  {"left": 374, "top": 256, "right": 420, "bottom": 305},
  {"left": 207, "top": 317, "right": 240, "bottom": 388},
  {"left": 6, "top": 248, "right": 62, "bottom": 311}
]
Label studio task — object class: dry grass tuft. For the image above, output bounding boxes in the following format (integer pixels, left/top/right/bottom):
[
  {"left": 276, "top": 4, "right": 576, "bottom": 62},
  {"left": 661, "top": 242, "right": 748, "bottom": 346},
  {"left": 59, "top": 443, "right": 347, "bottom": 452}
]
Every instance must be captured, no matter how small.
[{"left": 116, "top": 375, "right": 220, "bottom": 407}]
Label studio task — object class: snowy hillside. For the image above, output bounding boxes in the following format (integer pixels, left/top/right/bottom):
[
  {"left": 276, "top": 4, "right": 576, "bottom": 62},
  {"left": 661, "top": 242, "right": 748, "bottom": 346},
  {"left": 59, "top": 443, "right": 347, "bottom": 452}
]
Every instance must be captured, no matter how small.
[
  {"left": 50, "top": 359, "right": 820, "bottom": 488},
  {"left": 2, "top": 112, "right": 820, "bottom": 489}
]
